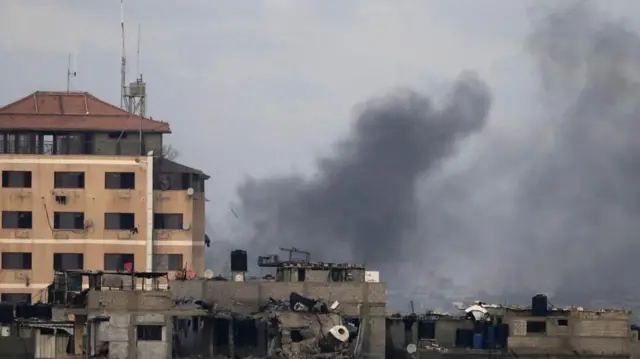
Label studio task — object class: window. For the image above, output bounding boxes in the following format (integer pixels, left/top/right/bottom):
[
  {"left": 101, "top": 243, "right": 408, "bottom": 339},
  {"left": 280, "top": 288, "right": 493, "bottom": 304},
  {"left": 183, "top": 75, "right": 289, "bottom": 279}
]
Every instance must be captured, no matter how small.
[
  {"left": 104, "top": 213, "right": 135, "bottom": 230},
  {"left": 154, "top": 214, "right": 183, "bottom": 230},
  {"left": 136, "top": 325, "right": 162, "bottom": 341},
  {"left": 153, "top": 254, "right": 183, "bottom": 271},
  {"left": 155, "top": 173, "right": 199, "bottom": 191},
  {"left": 297, "top": 268, "right": 306, "bottom": 282},
  {"left": 105, "top": 172, "right": 135, "bottom": 189},
  {"left": 54, "top": 172, "right": 85, "bottom": 189},
  {"left": 54, "top": 212, "right": 85, "bottom": 230},
  {"left": 1, "top": 252, "right": 32, "bottom": 270},
  {"left": 108, "top": 132, "right": 128, "bottom": 139},
  {"left": 2, "top": 211, "right": 32, "bottom": 229},
  {"left": 2, "top": 171, "right": 31, "bottom": 188},
  {"left": 1, "top": 293, "right": 31, "bottom": 304},
  {"left": 557, "top": 319, "right": 568, "bottom": 326},
  {"left": 104, "top": 253, "right": 134, "bottom": 271},
  {"left": 526, "top": 321, "right": 546, "bottom": 333},
  {"left": 53, "top": 253, "right": 84, "bottom": 270}
]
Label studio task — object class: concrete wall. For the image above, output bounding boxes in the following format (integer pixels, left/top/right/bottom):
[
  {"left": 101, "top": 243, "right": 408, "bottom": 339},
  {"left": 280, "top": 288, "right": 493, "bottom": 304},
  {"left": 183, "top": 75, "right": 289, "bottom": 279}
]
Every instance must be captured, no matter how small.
[
  {"left": 88, "top": 290, "right": 174, "bottom": 359},
  {"left": 0, "top": 154, "right": 205, "bottom": 300},
  {"left": 170, "top": 279, "right": 387, "bottom": 359},
  {"left": 506, "top": 310, "right": 631, "bottom": 356}
]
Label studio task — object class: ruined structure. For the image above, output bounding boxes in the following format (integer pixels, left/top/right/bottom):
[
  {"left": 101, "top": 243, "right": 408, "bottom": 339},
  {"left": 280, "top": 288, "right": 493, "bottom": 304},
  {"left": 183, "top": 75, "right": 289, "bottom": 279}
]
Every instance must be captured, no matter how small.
[
  {"left": 387, "top": 294, "right": 634, "bottom": 359},
  {"left": 170, "top": 248, "right": 386, "bottom": 359},
  {"left": 0, "top": 248, "right": 384, "bottom": 359}
]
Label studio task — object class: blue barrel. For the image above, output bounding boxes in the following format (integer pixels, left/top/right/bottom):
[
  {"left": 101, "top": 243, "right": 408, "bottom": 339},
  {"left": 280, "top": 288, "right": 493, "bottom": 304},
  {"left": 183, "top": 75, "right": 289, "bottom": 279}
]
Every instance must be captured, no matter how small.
[{"left": 473, "top": 333, "right": 483, "bottom": 349}]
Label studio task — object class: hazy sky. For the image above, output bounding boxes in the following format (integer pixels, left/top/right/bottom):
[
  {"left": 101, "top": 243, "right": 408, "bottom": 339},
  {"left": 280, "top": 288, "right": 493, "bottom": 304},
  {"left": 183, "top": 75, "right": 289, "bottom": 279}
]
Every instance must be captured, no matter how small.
[
  {"left": 0, "top": 0, "right": 538, "bottom": 215},
  {"left": 4, "top": 0, "right": 640, "bottom": 306}
]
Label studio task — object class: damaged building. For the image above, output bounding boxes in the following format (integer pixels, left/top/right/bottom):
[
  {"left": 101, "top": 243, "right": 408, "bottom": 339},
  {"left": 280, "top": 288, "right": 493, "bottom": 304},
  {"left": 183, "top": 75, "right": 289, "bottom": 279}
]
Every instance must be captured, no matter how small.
[
  {"left": 387, "top": 294, "right": 635, "bottom": 359},
  {"left": 170, "top": 248, "right": 386, "bottom": 359},
  {"left": 0, "top": 248, "right": 384, "bottom": 359}
]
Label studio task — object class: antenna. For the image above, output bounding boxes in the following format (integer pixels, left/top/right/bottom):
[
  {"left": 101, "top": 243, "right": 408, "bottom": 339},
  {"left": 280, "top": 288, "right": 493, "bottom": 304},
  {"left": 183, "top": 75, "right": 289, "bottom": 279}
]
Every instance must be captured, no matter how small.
[
  {"left": 66, "top": 53, "right": 77, "bottom": 92},
  {"left": 136, "top": 24, "right": 141, "bottom": 77},
  {"left": 120, "top": 0, "right": 127, "bottom": 109}
]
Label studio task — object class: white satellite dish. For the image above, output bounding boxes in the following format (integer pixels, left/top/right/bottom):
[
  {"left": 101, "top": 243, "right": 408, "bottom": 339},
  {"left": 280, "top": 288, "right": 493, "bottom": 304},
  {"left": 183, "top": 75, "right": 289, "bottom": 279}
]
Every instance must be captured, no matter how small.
[
  {"left": 186, "top": 187, "right": 194, "bottom": 196},
  {"left": 406, "top": 344, "right": 417, "bottom": 354},
  {"left": 328, "top": 325, "right": 349, "bottom": 342},
  {"left": 203, "top": 269, "right": 214, "bottom": 279}
]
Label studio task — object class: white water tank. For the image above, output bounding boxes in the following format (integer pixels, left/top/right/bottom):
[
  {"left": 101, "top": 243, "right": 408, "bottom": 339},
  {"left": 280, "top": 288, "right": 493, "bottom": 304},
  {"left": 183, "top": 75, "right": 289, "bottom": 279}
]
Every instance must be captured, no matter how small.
[{"left": 365, "top": 271, "right": 380, "bottom": 283}]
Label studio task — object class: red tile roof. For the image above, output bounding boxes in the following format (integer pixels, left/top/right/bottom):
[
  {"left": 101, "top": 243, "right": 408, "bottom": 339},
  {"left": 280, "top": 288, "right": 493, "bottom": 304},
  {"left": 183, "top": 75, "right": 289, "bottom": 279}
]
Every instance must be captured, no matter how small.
[{"left": 0, "top": 91, "right": 171, "bottom": 133}]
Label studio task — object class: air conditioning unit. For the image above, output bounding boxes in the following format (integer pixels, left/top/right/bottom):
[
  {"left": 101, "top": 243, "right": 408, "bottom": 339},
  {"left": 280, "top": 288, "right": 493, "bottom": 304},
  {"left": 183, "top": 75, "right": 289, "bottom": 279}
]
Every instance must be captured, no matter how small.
[
  {"left": 14, "top": 230, "right": 29, "bottom": 238},
  {"left": 117, "top": 190, "right": 131, "bottom": 199},
  {"left": 84, "top": 219, "right": 94, "bottom": 229}
]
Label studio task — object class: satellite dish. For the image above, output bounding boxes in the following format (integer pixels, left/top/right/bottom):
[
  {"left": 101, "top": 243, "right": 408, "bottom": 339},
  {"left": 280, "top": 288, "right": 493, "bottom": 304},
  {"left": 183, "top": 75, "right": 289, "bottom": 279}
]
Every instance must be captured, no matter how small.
[
  {"left": 203, "top": 269, "right": 214, "bottom": 279},
  {"left": 182, "top": 222, "right": 192, "bottom": 231},
  {"left": 328, "top": 325, "right": 349, "bottom": 342},
  {"left": 407, "top": 344, "right": 417, "bottom": 354},
  {"left": 159, "top": 175, "right": 170, "bottom": 190},
  {"left": 186, "top": 187, "right": 194, "bottom": 196}
]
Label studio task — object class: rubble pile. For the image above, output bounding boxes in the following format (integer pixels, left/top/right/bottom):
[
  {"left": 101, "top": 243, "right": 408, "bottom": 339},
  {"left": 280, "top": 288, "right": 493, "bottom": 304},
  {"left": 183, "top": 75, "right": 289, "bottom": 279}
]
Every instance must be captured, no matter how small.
[{"left": 258, "top": 292, "right": 357, "bottom": 359}]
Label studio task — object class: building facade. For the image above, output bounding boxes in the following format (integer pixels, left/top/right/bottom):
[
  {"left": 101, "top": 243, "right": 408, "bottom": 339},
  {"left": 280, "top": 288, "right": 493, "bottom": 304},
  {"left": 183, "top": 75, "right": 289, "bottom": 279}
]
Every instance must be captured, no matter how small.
[{"left": 0, "top": 91, "right": 209, "bottom": 302}]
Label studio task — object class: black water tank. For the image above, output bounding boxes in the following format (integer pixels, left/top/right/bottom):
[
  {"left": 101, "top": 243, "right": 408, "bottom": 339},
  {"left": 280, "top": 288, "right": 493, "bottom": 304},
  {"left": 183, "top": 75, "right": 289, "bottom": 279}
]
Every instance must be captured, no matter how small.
[
  {"left": 494, "top": 324, "right": 509, "bottom": 348},
  {"left": 0, "top": 304, "right": 14, "bottom": 324},
  {"left": 230, "top": 250, "right": 248, "bottom": 272},
  {"left": 455, "top": 329, "right": 474, "bottom": 348},
  {"left": 532, "top": 294, "right": 548, "bottom": 316}
]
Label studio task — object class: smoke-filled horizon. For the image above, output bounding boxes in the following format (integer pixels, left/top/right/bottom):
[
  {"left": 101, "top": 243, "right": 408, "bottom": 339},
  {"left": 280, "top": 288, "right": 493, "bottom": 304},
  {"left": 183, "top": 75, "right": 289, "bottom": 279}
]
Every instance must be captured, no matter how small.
[{"left": 212, "top": 1, "right": 640, "bottom": 307}]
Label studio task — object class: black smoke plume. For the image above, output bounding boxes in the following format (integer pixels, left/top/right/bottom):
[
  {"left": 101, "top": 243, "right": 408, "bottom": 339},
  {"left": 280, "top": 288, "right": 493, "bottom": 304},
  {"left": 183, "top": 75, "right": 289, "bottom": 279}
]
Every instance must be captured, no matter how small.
[
  {"left": 229, "top": 72, "right": 492, "bottom": 274},
  {"left": 215, "top": 1, "right": 640, "bottom": 310}
]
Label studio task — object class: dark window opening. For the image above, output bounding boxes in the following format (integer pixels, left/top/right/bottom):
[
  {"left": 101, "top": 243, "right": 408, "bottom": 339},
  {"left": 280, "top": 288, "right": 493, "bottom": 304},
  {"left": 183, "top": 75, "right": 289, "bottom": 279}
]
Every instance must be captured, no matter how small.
[
  {"left": 54, "top": 212, "right": 84, "bottom": 230},
  {"left": 1, "top": 293, "right": 31, "bottom": 304},
  {"left": 136, "top": 325, "right": 162, "bottom": 341},
  {"left": 153, "top": 254, "right": 183, "bottom": 271},
  {"left": 154, "top": 213, "right": 183, "bottom": 230},
  {"left": 155, "top": 173, "right": 198, "bottom": 191},
  {"left": 557, "top": 319, "right": 568, "bottom": 326},
  {"left": 108, "top": 132, "right": 128, "bottom": 139},
  {"left": 297, "top": 268, "right": 306, "bottom": 282},
  {"left": 55, "top": 133, "right": 84, "bottom": 155},
  {"left": 53, "top": 253, "right": 84, "bottom": 270},
  {"left": 54, "top": 172, "right": 85, "bottom": 189},
  {"left": 290, "top": 329, "right": 304, "bottom": 343},
  {"left": 17, "top": 134, "right": 35, "bottom": 154},
  {"left": 104, "top": 213, "right": 135, "bottom": 230},
  {"left": 418, "top": 321, "right": 436, "bottom": 339},
  {"left": 2, "top": 211, "right": 32, "bottom": 229},
  {"left": 234, "top": 319, "right": 258, "bottom": 346},
  {"left": 2, "top": 171, "right": 32, "bottom": 188},
  {"left": 213, "top": 319, "right": 230, "bottom": 347},
  {"left": 105, "top": 172, "right": 135, "bottom": 189},
  {"left": 526, "top": 321, "right": 546, "bottom": 333},
  {"left": 104, "top": 253, "right": 134, "bottom": 271},
  {"left": 1, "top": 252, "right": 32, "bottom": 270}
]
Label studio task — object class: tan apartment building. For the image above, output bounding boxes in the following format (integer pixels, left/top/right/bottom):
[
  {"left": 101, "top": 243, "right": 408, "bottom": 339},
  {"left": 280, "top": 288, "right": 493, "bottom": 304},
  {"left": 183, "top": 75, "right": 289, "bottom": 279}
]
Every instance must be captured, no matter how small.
[{"left": 0, "top": 91, "right": 209, "bottom": 303}]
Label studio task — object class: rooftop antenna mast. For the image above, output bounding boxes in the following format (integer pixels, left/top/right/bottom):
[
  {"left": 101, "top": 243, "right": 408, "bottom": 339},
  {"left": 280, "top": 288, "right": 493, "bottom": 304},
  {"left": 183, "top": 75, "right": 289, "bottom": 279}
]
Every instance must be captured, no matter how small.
[
  {"left": 66, "top": 53, "right": 77, "bottom": 93},
  {"left": 120, "top": 0, "right": 127, "bottom": 109}
]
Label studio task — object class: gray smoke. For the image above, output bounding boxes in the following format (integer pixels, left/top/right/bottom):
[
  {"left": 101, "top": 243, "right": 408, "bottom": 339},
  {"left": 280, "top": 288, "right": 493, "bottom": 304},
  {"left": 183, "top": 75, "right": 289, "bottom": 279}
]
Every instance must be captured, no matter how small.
[
  {"left": 217, "top": 1, "right": 640, "bottom": 308},
  {"left": 230, "top": 72, "right": 492, "bottom": 273}
]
